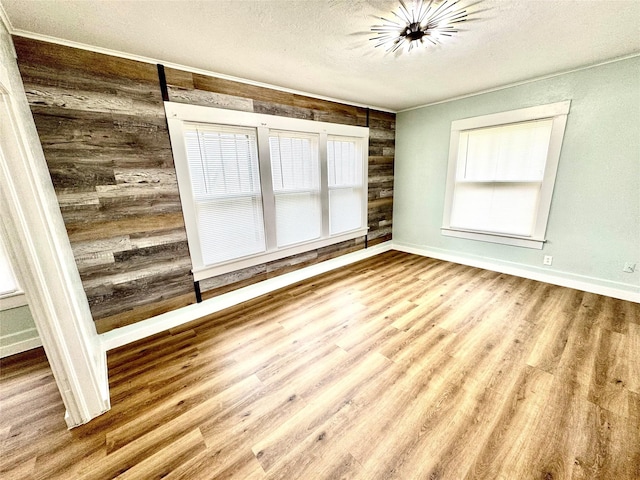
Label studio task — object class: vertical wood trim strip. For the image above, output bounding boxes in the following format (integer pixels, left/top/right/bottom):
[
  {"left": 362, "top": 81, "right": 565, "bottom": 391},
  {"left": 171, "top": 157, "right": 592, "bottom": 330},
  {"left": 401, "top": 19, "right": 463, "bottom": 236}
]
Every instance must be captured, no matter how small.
[
  {"left": 157, "top": 64, "right": 169, "bottom": 102},
  {"left": 194, "top": 281, "right": 202, "bottom": 303}
]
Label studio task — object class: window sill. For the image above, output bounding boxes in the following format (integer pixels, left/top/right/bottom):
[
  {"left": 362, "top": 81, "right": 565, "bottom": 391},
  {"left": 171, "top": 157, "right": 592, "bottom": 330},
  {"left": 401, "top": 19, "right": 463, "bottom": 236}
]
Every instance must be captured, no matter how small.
[
  {"left": 441, "top": 228, "right": 545, "bottom": 250},
  {"left": 192, "top": 228, "right": 369, "bottom": 281}
]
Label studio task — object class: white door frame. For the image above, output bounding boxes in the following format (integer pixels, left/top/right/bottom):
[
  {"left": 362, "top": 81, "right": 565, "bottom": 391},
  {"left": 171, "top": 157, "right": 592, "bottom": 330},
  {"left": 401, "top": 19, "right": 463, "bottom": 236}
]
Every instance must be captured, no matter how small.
[{"left": 0, "top": 59, "right": 109, "bottom": 427}]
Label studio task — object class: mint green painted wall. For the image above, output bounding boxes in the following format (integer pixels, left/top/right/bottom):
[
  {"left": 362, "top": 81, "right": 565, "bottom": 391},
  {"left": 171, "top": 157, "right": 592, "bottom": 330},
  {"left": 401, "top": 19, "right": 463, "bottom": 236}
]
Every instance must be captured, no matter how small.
[
  {"left": 393, "top": 57, "right": 640, "bottom": 292},
  {"left": 0, "top": 305, "right": 39, "bottom": 347}
]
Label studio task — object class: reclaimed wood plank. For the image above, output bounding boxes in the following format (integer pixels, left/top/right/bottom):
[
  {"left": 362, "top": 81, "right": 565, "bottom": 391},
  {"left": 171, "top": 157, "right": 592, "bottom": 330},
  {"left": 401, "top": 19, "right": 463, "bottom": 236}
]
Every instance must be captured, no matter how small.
[
  {"left": 32, "top": 114, "right": 170, "bottom": 154},
  {"left": 163, "top": 67, "right": 195, "bottom": 90},
  {"left": 313, "top": 109, "right": 363, "bottom": 126},
  {"left": 94, "top": 293, "right": 197, "bottom": 334},
  {"left": 13, "top": 36, "right": 160, "bottom": 83},
  {"left": 253, "top": 100, "right": 314, "bottom": 120},
  {"left": 18, "top": 62, "right": 165, "bottom": 103},
  {"left": 23, "top": 84, "right": 165, "bottom": 118},
  {"left": 192, "top": 74, "right": 296, "bottom": 105},
  {"left": 292, "top": 94, "right": 364, "bottom": 119},
  {"left": 47, "top": 162, "right": 117, "bottom": 190},
  {"left": 199, "top": 264, "right": 268, "bottom": 292},
  {"left": 167, "top": 86, "right": 254, "bottom": 112},
  {"left": 59, "top": 195, "right": 183, "bottom": 224},
  {"left": 79, "top": 242, "right": 191, "bottom": 281},
  {"left": 88, "top": 266, "right": 195, "bottom": 322},
  {"left": 65, "top": 213, "right": 186, "bottom": 243}
]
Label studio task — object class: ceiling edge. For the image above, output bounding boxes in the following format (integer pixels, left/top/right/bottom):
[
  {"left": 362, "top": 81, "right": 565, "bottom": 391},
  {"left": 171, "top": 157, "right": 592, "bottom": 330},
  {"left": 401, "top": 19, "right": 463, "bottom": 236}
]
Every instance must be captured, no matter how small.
[
  {"left": 8, "top": 29, "right": 397, "bottom": 114},
  {"left": 399, "top": 52, "right": 640, "bottom": 113}
]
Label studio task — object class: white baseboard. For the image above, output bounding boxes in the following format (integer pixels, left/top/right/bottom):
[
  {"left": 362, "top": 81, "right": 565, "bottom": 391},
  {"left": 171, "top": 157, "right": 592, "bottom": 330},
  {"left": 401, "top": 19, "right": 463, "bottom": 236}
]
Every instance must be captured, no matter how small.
[
  {"left": 393, "top": 242, "right": 640, "bottom": 303},
  {"left": 0, "top": 328, "right": 42, "bottom": 358},
  {"left": 100, "top": 241, "right": 393, "bottom": 351}
]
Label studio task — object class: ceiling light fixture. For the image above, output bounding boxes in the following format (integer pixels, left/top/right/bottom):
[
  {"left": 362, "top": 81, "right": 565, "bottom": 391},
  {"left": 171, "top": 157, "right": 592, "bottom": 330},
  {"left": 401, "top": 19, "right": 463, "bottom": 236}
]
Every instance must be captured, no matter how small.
[{"left": 371, "top": 0, "right": 469, "bottom": 53}]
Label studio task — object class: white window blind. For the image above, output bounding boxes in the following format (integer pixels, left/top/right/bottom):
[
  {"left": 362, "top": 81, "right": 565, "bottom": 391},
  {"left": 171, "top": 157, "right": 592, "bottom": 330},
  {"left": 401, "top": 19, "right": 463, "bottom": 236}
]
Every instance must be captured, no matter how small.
[
  {"left": 442, "top": 101, "right": 570, "bottom": 249},
  {"left": 327, "top": 136, "right": 364, "bottom": 235},
  {"left": 450, "top": 119, "right": 553, "bottom": 237},
  {"left": 184, "top": 125, "right": 266, "bottom": 266},
  {"left": 269, "top": 132, "right": 321, "bottom": 247}
]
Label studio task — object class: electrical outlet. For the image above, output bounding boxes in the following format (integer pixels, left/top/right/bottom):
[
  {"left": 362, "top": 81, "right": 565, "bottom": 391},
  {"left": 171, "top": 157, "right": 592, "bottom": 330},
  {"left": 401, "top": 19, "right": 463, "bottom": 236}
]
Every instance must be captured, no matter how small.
[
  {"left": 543, "top": 255, "right": 553, "bottom": 266},
  {"left": 623, "top": 262, "right": 636, "bottom": 273}
]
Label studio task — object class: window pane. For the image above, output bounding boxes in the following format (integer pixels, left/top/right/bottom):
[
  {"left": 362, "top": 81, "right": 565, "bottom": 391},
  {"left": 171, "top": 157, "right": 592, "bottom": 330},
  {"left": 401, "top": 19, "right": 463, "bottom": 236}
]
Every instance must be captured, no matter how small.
[
  {"left": 450, "top": 183, "right": 540, "bottom": 236},
  {"left": 269, "top": 135, "right": 319, "bottom": 192},
  {"left": 450, "top": 183, "right": 494, "bottom": 232},
  {"left": 269, "top": 133, "right": 321, "bottom": 247},
  {"left": 460, "top": 119, "right": 553, "bottom": 182},
  {"left": 274, "top": 193, "right": 322, "bottom": 247},
  {"left": 489, "top": 184, "right": 540, "bottom": 235},
  {"left": 329, "top": 188, "right": 362, "bottom": 235},
  {"left": 328, "top": 139, "right": 361, "bottom": 187},
  {"left": 185, "top": 126, "right": 261, "bottom": 199},
  {"left": 197, "top": 197, "right": 266, "bottom": 265},
  {"left": 327, "top": 137, "right": 364, "bottom": 235},
  {"left": 185, "top": 125, "right": 266, "bottom": 267}
]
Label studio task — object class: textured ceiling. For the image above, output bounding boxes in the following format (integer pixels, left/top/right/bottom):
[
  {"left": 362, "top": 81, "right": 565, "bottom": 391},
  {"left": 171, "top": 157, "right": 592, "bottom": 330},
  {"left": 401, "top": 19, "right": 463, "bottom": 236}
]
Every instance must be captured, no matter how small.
[{"left": 2, "top": 0, "right": 639, "bottom": 111}]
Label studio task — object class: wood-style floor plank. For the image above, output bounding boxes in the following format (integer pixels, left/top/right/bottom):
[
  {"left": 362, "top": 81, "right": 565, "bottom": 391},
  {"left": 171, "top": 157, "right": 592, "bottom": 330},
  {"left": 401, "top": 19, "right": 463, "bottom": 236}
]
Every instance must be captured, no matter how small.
[{"left": 1, "top": 251, "right": 639, "bottom": 479}]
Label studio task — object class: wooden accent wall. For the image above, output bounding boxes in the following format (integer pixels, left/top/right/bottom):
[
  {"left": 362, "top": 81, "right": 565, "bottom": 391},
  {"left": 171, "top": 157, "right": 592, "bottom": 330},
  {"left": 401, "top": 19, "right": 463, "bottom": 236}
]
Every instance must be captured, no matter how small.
[
  {"left": 14, "top": 36, "right": 395, "bottom": 332},
  {"left": 13, "top": 37, "right": 196, "bottom": 333}
]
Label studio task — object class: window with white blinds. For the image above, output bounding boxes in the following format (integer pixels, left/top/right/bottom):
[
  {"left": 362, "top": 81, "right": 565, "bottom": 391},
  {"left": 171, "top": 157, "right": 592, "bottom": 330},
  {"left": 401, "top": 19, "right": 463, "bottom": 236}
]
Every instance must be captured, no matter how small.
[
  {"left": 327, "top": 136, "right": 364, "bottom": 235},
  {"left": 450, "top": 119, "right": 553, "bottom": 237},
  {"left": 442, "top": 101, "right": 570, "bottom": 249},
  {"left": 184, "top": 125, "right": 266, "bottom": 266},
  {"left": 269, "top": 132, "right": 321, "bottom": 247},
  {"left": 165, "top": 103, "right": 369, "bottom": 280}
]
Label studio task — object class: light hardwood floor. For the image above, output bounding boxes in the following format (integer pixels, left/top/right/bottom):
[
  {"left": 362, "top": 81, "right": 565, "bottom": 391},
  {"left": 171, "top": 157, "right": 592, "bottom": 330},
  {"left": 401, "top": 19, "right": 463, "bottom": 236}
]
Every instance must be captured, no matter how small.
[{"left": 1, "top": 251, "right": 639, "bottom": 479}]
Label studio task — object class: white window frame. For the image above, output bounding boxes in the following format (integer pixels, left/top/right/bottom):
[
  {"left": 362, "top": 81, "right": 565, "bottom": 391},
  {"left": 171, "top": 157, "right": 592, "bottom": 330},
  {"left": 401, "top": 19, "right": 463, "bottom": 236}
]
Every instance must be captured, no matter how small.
[
  {"left": 165, "top": 102, "right": 369, "bottom": 281},
  {"left": 441, "top": 101, "right": 571, "bottom": 249}
]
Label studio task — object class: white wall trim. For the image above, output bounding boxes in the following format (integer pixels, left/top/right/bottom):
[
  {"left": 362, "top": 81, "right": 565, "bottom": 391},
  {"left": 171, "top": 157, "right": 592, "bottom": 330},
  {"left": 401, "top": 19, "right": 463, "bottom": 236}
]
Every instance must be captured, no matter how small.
[
  {"left": 7, "top": 31, "right": 394, "bottom": 114},
  {"left": 100, "top": 241, "right": 393, "bottom": 351},
  {"left": 0, "top": 328, "right": 42, "bottom": 358},
  {"left": 393, "top": 242, "right": 640, "bottom": 303},
  {"left": 441, "top": 228, "right": 545, "bottom": 250}
]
